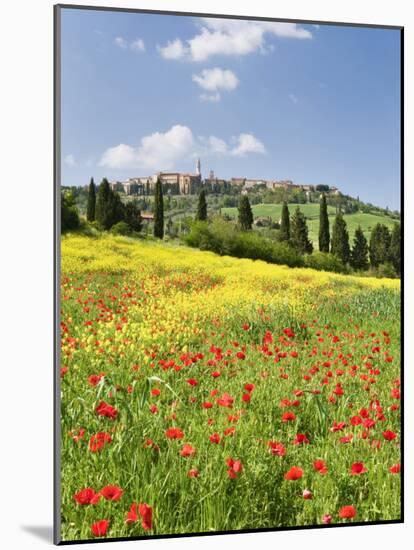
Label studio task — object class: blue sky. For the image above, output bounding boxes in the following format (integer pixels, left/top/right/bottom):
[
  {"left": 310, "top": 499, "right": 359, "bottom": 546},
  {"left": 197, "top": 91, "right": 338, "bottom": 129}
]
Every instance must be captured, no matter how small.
[{"left": 60, "top": 8, "right": 401, "bottom": 210}]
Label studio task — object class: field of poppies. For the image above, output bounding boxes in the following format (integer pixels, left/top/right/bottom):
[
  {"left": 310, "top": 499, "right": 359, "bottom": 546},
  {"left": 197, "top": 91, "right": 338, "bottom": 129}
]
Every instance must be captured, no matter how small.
[{"left": 59, "top": 234, "right": 401, "bottom": 542}]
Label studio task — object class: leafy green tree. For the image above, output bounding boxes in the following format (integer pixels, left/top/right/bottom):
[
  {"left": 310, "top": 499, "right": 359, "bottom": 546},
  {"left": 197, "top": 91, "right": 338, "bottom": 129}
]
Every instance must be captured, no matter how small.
[
  {"left": 279, "top": 201, "right": 290, "bottom": 242},
  {"left": 369, "top": 223, "right": 391, "bottom": 267},
  {"left": 350, "top": 226, "right": 369, "bottom": 270},
  {"left": 238, "top": 195, "right": 253, "bottom": 230},
  {"left": 389, "top": 222, "right": 401, "bottom": 274},
  {"left": 331, "top": 212, "right": 350, "bottom": 264},
  {"left": 318, "top": 194, "right": 330, "bottom": 252},
  {"left": 124, "top": 200, "right": 142, "bottom": 232},
  {"left": 153, "top": 177, "right": 164, "bottom": 239},
  {"left": 196, "top": 189, "right": 207, "bottom": 221},
  {"left": 290, "top": 207, "right": 313, "bottom": 254},
  {"left": 61, "top": 190, "right": 80, "bottom": 232},
  {"left": 86, "top": 177, "right": 96, "bottom": 222},
  {"left": 95, "top": 178, "right": 124, "bottom": 230}
]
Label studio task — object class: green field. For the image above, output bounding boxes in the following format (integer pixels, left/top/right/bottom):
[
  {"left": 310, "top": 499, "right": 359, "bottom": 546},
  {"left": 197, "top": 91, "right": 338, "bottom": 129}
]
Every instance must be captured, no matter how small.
[{"left": 221, "top": 203, "right": 398, "bottom": 244}]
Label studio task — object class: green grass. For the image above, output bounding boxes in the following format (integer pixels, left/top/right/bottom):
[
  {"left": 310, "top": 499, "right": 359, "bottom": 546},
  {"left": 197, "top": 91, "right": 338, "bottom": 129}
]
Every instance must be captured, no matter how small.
[
  {"left": 60, "top": 236, "right": 401, "bottom": 541},
  {"left": 221, "top": 204, "right": 398, "bottom": 243}
]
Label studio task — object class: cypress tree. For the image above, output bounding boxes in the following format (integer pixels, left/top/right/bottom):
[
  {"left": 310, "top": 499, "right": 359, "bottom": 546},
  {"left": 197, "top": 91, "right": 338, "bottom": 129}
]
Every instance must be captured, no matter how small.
[
  {"left": 95, "top": 178, "right": 112, "bottom": 230},
  {"left": 86, "top": 177, "right": 96, "bottom": 222},
  {"left": 331, "top": 212, "right": 350, "bottom": 264},
  {"left": 290, "top": 207, "right": 313, "bottom": 254},
  {"left": 196, "top": 189, "right": 207, "bottom": 221},
  {"left": 279, "top": 201, "right": 290, "bottom": 241},
  {"left": 124, "top": 200, "right": 142, "bottom": 232},
  {"left": 318, "top": 194, "right": 330, "bottom": 252},
  {"left": 389, "top": 222, "right": 401, "bottom": 275},
  {"left": 369, "top": 223, "right": 391, "bottom": 267},
  {"left": 238, "top": 195, "right": 253, "bottom": 230},
  {"left": 350, "top": 226, "right": 369, "bottom": 270},
  {"left": 153, "top": 177, "right": 164, "bottom": 239}
]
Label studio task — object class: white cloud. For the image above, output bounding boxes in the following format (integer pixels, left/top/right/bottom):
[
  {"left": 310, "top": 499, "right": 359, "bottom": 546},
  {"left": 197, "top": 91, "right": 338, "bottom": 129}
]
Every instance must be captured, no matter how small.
[
  {"left": 64, "top": 154, "right": 76, "bottom": 167},
  {"left": 100, "top": 125, "right": 194, "bottom": 171},
  {"left": 114, "top": 36, "right": 127, "bottom": 49},
  {"left": 192, "top": 68, "right": 239, "bottom": 91},
  {"left": 199, "top": 92, "right": 221, "bottom": 102},
  {"left": 230, "top": 133, "right": 266, "bottom": 156},
  {"left": 100, "top": 126, "right": 266, "bottom": 171},
  {"left": 158, "top": 38, "right": 187, "bottom": 60},
  {"left": 205, "top": 135, "right": 229, "bottom": 154},
  {"left": 158, "top": 19, "right": 312, "bottom": 62},
  {"left": 130, "top": 38, "right": 145, "bottom": 52},
  {"left": 289, "top": 93, "right": 299, "bottom": 104}
]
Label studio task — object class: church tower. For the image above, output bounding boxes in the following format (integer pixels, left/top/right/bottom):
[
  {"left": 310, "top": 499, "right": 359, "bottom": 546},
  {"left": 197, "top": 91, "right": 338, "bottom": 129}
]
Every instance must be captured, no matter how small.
[{"left": 196, "top": 157, "right": 201, "bottom": 177}]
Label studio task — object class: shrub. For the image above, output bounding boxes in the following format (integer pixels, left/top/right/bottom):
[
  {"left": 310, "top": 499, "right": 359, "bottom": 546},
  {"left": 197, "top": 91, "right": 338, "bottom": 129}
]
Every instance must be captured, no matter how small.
[
  {"left": 110, "top": 221, "right": 133, "bottom": 236},
  {"left": 304, "top": 252, "right": 346, "bottom": 273}
]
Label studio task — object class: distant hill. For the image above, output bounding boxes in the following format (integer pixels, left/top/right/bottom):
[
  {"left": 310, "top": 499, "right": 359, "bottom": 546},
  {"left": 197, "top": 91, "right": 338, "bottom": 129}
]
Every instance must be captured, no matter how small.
[{"left": 221, "top": 203, "right": 398, "bottom": 244}]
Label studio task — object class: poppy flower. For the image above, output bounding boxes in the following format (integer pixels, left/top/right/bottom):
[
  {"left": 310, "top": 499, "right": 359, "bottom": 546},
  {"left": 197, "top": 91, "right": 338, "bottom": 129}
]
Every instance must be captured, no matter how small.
[
  {"left": 382, "top": 430, "right": 397, "bottom": 441},
  {"left": 186, "top": 378, "right": 198, "bottom": 386},
  {"left": 125, "top": 503, "right": 138, "bottom": 524},
  {"left": 138, "top": 503, "right": 153, "bottom": 530},
  {"left": 282, "top": 411, "right": 296, "bottom": 423},
  {"left": 188, "top": 468, "right": 200, "bottom": 478},
  {"left": 242, "top": 393, "right": 251, "bottom": 403},
  {"left": 268, "top": 441, "right": 286, "bottom": 457},
  {"left": 210, "top": 433, "right": 221, "bottom": 444},
  {"left": 217, "top": 393, "right": 234, "bottom": 408},
  {"left": 226, "top": 458, "right": 243, "bottom": 478},
  {"left": 284, "top": 466, "right": 304, "bottom": 481},
  {"left": 165, "top": 427, "right": 184, "bottom": 440},
  {"left": 313, "top": 460, "right": 328, "bottom": 475},
  {"left": 74, "top": 488, "right": 98, "bottom": 505},
  {"left": 89, "top": 432, "right": 112, "bottom": 452},
  {"left": 202, "top": 401, "right": 213, "bottom": 409},
  {"left": 100, "top": 485, "right": 123, "bottom": 501},
  {"left": 95, "top": 401, "right": 118, "bottom": 420},
  {"left": 350, "top": 462, "right": 367, "bottom": 475},
  {"left": 236, "top": 351, "right": 246, "bottom": 360},
  {"left": 338, "top": 505, "right": 356, "bottom": 519},
  {"left": 149, "top": 404, "right": 158, "bottom": 414},
  {"left": 303, "top": 489, "right": 313, "bottom": 500},
  {"left": 293, "top": 433, "right": 309, "bottom": 445},
  {"left": 244, "top": 383, "right": 255, "bottom": 393},
  {"left": 322, "top": 514, "right": 332, "bottom": 524},
  {"left": 88, "top": 373, "right": 104, "bottom": 387},
  {"left": 180, "top": 444, "right": 196, "bottom": 457},
  {"left": 91, "top": 519, "right": 109, "bottom": 537},
  {"left": 151, "top": 388, "right": 160, "bottom": 396},
  {"left": 389, "top": 464, "right": 401, "bottom": 474}
]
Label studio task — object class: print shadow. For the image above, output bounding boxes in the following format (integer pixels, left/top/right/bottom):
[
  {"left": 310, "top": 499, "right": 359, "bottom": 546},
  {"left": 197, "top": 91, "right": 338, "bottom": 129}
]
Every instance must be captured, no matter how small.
[{"left": 21, "top": 525, "right": 53, "bottom": 543}]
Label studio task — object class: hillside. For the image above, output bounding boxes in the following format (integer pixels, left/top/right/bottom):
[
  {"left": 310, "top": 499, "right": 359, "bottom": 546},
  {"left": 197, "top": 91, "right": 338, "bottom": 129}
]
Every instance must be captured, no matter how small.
[{"left": 221, "top": 203, "right": 398, "bottom": 244}]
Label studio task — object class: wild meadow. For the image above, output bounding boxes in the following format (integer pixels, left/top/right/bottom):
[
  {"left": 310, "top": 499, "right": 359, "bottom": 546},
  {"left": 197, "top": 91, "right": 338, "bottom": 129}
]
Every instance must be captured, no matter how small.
[{"left": 60, "top": 234, "right": 401, "bottom": 541}]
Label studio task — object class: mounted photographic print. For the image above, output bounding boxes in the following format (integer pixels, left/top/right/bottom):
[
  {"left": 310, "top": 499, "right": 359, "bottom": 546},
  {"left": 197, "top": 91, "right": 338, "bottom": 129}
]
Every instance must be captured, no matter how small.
[{"left": 54, "top": 4, "right": 403, "bottom": 544}]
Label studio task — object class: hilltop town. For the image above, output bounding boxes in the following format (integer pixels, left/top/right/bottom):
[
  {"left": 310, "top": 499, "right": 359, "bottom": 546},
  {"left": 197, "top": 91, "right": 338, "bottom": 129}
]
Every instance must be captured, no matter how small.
[{"left": 107, "top": 158, "right": 340, "bottom": 197}]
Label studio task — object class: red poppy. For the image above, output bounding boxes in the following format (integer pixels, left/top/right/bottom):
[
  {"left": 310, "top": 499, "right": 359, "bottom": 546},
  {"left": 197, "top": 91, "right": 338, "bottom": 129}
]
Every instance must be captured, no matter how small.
[
  {"left": 389, "top": 464, "right": 401, "bottom": 474},
  {"left": 282, "top": 411, "right": 296, "bottom": 423},
  {"left": 165, "top": 427, "right": 184, "bottom": 440},
  {"left": 186, "top": 378, "right": 198, "bottom": 386},
  {"left": 210, "top": 433, "right": 221, "bottom": 444},
  {"left": 88, "top": 373, "right": 104, "bottom": 387},
  {"left": 284, "top": 466, "right": 304, "bottom": 481},
  {"left": 188, "top": 468, "right": 200, "bottom": 478},
  {"left": 74, "top": 488, "right": 98, "bottom": 505},
  {"left": 313, "top": 459, "right": 328, "bottom": 475},
  {"left": 100, "top": 485, "right": 123, "bottom": 501},
  {"left": 330, "top": 421, "right": 347, "bottom": 432},
  {"left": 89, "top": 432, "right": 112, "bottom": 452},
  {"left": 244, "top": 383, "right": 255, "bottom": 393},
  {"left": 217, "top": 393, "right": 234, "bottom": 408},
  {"left": 126, "top": 503, "right": 138, "bottom": 524},
  {"left": 303, "top": 489, "right": 313, "bottom": 500},
  {"left": 95, "top": 401, "right": 118, "bottom": 420},
  {"left": 338, "top": 505, "right": 356, "bottom": 519},
  {"left": 382, "top": 430, "right": 397, "bottom": 441},
  {"left": 226, "top": 457, "right": 243, "bottom": 478},
  {"left": 180, "top": 444, "right": 196, "bottom": 457},
  {"left": 202, "top": 401, "right": 213, "bottom": 409},
  {"left": 138, "top": 503, "right": 153, "bottom": 531},
  {"left": 293, "top": 433, "right": 309, "bottom": 445},
  {"left": 350, "top": 462, "right": 367, "bottom": 475},
  {"left": 149, "top": 404, "right": 158, "bottom": 414},
  {"left": 236, "top": 351, "right": 246, "bottom": 360},
  {"left": 268, "top": 441, "right": 286, "bottom": 457},
  {"left": 151, "top": 388, "right": 160, "bottom": 396},
  {"left": 322, "top": 514, "right": 332, "bottom": 524},
  {"left": 242, "top": 393, "right": 251, "bottom": 403},
  {"left": 91, "top": 519, "right": 109, "bottom": 537}
]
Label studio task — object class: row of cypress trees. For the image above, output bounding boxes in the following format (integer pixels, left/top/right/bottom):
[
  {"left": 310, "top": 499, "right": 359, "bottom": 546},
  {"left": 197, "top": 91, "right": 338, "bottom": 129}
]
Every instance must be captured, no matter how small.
[{"left": 280, "top": 195, "right": 400, "bottom": 273}]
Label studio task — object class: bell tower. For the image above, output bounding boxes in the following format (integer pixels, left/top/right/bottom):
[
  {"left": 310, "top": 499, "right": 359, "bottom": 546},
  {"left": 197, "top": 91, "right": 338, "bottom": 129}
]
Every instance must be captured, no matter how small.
[{"left": 196, "top": 157, "right": 201, "bottom": 177}]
